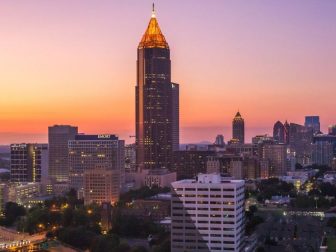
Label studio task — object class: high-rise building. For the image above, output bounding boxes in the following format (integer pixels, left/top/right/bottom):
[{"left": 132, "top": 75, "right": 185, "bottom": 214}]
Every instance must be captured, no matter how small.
[
  {"left": 289, "top": 123, "right": 313, "bottom": 165},
  {"left": 125, "top": 144, "right": 136, "bottom": 173},
  {"left": 214, "top": 135, "right": 225, "bottom": 146},
  {"left": 329, "top": 125, "right": 336, "bottom": 136},
  {"left": 10, "top": 144, "right": 48, "bottom": 183},
  {"left": 232, "top": 111, "right": 245, "bottom": 144},
  {"left": 171, "top": 173, "right": 245, "bottom": 252},
  {"left": 68, "top": 134, "right": 125, "bottom": 193},
  {"left": 136, "top": 7, "right": 179, "bottom": 171},
  {"left": 311, "top": 141, "right": 333, "bottom": 166},
  {"left": 313, "top": 134, "right": 336, "bottom": 158},
  {"left": 284, "top": 120, "right": 290, "bottom": 144},
  {"left": 260, "top": 143, "right": 287, "bottom": 176},
  {"left": 273, "top": 121, "right": 285, "bottom": 144},
  {"left": 305, "top": 116, "right": 320, "bottom": 134},
  {"left": 48, "top": 125, "right": 78, "bottom": 182}
]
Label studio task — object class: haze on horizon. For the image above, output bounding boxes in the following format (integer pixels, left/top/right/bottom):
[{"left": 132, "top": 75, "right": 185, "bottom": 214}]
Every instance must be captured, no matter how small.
[{"left": 0, "top": 0, "right": 335, "bottom": 145}]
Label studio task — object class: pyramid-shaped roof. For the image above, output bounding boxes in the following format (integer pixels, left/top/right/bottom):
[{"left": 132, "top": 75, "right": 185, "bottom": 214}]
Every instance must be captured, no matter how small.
[{"left": 138, "top": 10, "right": 169, "bottom": 49}]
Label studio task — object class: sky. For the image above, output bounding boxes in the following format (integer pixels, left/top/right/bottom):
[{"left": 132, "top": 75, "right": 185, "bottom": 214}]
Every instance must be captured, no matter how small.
[{"left": 0, "top": 0, "right": 335, "bottom": 144}]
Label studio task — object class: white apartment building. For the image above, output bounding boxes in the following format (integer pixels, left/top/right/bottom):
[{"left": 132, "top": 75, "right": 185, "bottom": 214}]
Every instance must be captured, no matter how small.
[{"left": 171, "top": 173, "right": 245, "bottom": 252}]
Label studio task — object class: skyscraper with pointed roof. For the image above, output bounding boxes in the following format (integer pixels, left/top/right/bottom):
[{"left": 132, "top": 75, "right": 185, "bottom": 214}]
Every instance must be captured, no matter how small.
[
  {"left": 136, "top": 6, "right": 179, "bottom": 171},
  {"left": 232, "top": 111, "right": 245, "bottom": 144}
]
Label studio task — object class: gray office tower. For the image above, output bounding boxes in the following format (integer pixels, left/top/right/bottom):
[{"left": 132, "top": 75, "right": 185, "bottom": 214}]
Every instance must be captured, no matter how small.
[
  {"left": 48, "top": 125, "right": 78, "bottom": 182},
  {"left": 305, "top": 116, "right": 320, "bottom": 134},
  {"left": 68, "top": 134, "right": 125, "bottom": 193}
]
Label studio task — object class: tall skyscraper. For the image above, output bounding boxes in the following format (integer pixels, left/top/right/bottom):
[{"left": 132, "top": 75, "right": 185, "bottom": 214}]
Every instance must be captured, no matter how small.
[
  {"left": 48, "top": 125, "right": 78, "bottom": 182},
  {"left": 289, "top": 123, "right": 313, "bottom": 165},
  {"left": 232, "top": 111, "right": 245, "bottom": 144},
  {"left": 10, "top": 143, "right": 48, "bottom": 183},
  {"left": 171, "top": 174, "right": 245, "bottom": 252},
  {"left": 273, "top": 121, "right": 285, "bottom": 143},
  {"left": 305, "top": 116, "right": 320, "bottom": 134},
  {"left": 284, "top": 120, "right": 290, "bottom": 144},
  {"left": 68, "top": 134, "right": 125, "bottom": 193},
  {"left": 136, "top": 7, "right": 179, "bottom": 171}
]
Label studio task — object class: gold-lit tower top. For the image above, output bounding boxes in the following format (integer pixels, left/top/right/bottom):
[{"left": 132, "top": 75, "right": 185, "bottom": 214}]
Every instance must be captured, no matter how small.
[{"left": 138, "top": 4, "right": 169, "bottom": 49}]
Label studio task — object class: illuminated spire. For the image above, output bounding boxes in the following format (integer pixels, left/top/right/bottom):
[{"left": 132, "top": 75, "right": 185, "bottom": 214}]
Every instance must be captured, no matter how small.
[{"left": 138, "top": 4, "right": 169, "bottom": 49}]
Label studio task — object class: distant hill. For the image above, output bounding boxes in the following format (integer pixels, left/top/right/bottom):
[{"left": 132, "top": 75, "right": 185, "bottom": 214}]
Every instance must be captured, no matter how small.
[{"left": 0, "top": 145, "right": 10, "bottom": 154}]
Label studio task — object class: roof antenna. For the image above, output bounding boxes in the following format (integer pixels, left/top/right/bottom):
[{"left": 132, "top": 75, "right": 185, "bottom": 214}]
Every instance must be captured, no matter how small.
[{"left": 152, "top": 2, "right": 156, "bottom": 18}]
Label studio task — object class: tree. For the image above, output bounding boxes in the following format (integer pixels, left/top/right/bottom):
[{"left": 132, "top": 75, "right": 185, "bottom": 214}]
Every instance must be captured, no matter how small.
[{"left": 0, "top": 202, "right": 25, "bottom": 226}]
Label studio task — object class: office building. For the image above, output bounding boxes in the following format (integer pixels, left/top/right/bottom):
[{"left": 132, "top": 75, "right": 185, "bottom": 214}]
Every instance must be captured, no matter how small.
[
  {"left": 289, "top": 123, "right": 313, "bottom": 165},
  {"left": 312, "top": 141, "right": 333, "bottom": 166},
  {"left": 313, "top": 134, "right": 336, "bottom": 157},
  {"left": 305, "top": 116, "right": 320, "bottom": 134},
  {"left": 48, "top": 125, "right": 78, "bottom": 182},
  {"left": 214, "top": 135, "right": 225, "bottom": 146},
  {"left": 68, "top": 134, "right": 125, "bottom": 193},
  {"left": 125, "top": 144, "right": 137, "bottom": 173},
  {"left": 144, "top": 168, "right": 176, "bottom": 188},
  {"left": 284, "top": 120, "right": 290, "bottom": 144},
  {"left": 84, "top": 167, "right": 120, "bottom": 205},
  {"left": 172, "top": 150, "right": 216, "bottom": 180},
  {"left": 10, "top": 144, "right": 48, "bottom": 183},
  {"left": 273, "top": 121, "right": 285, "bottom": 144},
  {"left": 232, "top": 111, "right": 245, "bottom": 144},
  {"left": 136, "top": 7, "right": 179, "bottom": 171},
  {"left": 329, "top": 125, "right": 336, "bottom": 136},
  {"left": 171, "top": 173, "right": 245, "bottom": 252},
  {"left": 260, "top": 143, "right": 287, "bottom": 177}
]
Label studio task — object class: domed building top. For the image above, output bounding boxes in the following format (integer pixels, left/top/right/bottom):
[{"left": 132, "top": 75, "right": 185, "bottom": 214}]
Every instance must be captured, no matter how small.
[{"left": 138, "top": 4, "right": 169, "bottom": 49}]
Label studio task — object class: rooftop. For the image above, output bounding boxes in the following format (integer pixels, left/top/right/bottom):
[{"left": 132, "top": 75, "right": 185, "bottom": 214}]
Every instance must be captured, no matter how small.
[{"left": 138, "top": 5, "right": 169, "bottom": 49}]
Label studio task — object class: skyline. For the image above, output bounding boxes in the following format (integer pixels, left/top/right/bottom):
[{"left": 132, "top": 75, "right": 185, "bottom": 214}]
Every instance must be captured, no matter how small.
[{"left": 1, "top": 0, "right": 335, "bottom": 144}]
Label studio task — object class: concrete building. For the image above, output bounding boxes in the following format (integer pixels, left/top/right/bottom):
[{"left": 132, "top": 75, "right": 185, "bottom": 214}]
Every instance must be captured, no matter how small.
[
  {"left": 305, "top": 116, "right": 320, "bottom": 134},
  {"left": 289, "top": 123, "right": 313, "bottom": 166},
  {"left": 260, "top": 144, "right": 287, "bottom": 177},
  {"left": 172, "top": 150, "right": 216, "bottom": 180},
  {"left": 48, "top": 125, "right": 78, "bottom": 182},
  {"left": 171, "top": 173, "right": 245, "bottom": 252},
  {"left": 84, "top": 167, "right": 120, "bottom": 205},
  {"left": 312, "top": 141, "right": 333, "bottom": 166},
  {"left": 10, "top": 144, "right": 48, "bottom": 183},
  {"left": 7, "top": 183, "right": 41, "bottom": 205},
  {"left": 125, "top": 144, "right": 136, "bottom": 173},
  {"left": 229, "top": 160, "right": 243, "bottom": 179},
  {"left": 144, "top": 169, "right": 176, "bottom": 188},
  {"left": 68, "top": 134, "right": 125, "bottom": 193}
]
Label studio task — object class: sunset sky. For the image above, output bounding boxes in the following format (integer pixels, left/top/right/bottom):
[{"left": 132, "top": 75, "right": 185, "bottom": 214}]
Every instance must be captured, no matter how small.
[{"left": 0, "top": 0, "right": 335, "bottom": 144}]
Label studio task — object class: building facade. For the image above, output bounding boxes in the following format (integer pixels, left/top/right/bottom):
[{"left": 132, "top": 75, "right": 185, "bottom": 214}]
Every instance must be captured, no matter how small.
[
  {"left": 68, "top": 134, "right": 125, "bottom": 193},
  {"left": 136, "top": 8, "right": 179, "bottom": 171},
  {"left": 172, "top": 150, "right": 216, "bottom": 180},
  {"left": 84, "top": 167, "right": 120, "bottom": 205},
  {"left": 171, "top": 174, "right": 245, "bottom": 252},
  {"left": 48, "top": 125, "right": 78, "bottom": 182},
  {"left": 273, "top": 121, "right": 285, "bottom": 144},
  {"left": 305, "top": 116, "right": 320, "bottom": 134},
  {"left": 10, "top": 144, "right": 48, "bottom": 183}
]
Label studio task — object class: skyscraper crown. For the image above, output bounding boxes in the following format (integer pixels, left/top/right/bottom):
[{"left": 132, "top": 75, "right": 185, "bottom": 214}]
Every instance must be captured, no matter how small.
[{"left": 138, "top": 6, "right": 169, "bottom": 49}]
